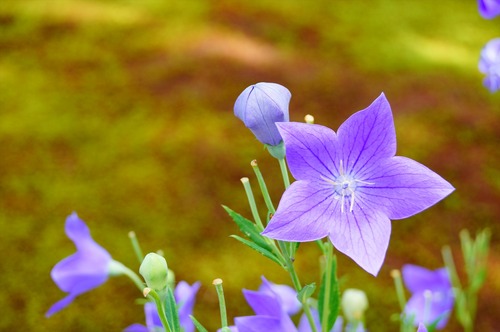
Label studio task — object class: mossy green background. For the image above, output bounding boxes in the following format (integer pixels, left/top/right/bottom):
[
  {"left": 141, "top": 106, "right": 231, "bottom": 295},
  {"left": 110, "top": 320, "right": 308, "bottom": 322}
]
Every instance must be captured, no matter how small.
[{"left": 0, "top": 0, "right": 499, "bottom": 331}]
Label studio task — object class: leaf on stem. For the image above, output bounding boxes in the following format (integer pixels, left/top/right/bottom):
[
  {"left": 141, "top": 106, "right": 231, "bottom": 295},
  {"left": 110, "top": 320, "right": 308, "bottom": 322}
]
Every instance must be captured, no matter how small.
[{"left": 318, "top": 255, "right": 340, "bottom": 332}]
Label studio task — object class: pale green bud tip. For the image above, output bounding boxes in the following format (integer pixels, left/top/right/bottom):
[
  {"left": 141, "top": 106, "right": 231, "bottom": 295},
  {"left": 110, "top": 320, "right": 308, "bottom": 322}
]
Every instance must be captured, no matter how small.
[
  {"left": 304, "top": 114, "right": 314, "bottom": 124},
  {"left": 128, "top": 231, "right": 136, "bottom": 238},
  {"left": 213, "top": 278, "right": 223, "bottom": 285},
  {"left": 251, "top": 160, "right": 258, "bottom": 167},
  {"left": 143, "top": 287, "right": 152, "bottom": 297},
  {"left": 390, "top": 269, "right": 401, "bottom": 279},
  {"left": 240, "top": 177, "right": 249, "bottom": 184},
  {"left": 341, "top": 288, "right": 369, "bottom": 322},
  {"left": 139, "top": 253, "right": 169, "bottom": 291}
]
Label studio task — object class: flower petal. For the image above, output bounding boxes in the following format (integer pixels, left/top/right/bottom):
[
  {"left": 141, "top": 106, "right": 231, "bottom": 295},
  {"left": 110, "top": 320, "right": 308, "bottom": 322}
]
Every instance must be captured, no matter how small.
[
  {"left": 276, "top": 122, "right": 339, "bottom": 181},
  {"left": 402, "top": 265, "right": 451, "bottom": 293},
  {"left": 45, "top": 293, "right": 78, "bottom": 317},
  {"left": 235, "top": 316, "right": 292, "bottom": 332},
  {"left": 478, "top": 0, "right": 500, "bottom": 19},
  {"left": 144, "top": 302, "right": 163, "bottom": 330},
  {"left": 175, "top": 281, "right": 201, "bottom": 332},
  {"left": 405, "top": 291, "right": 453, "bottom": 329},
  {"left": 65, "top": 212, "right": 93, "bottom": 249},
  {"left": 262, "top": 181, "right": 335, "bottom": 241},
  {"left": 337, "top": 93, "right": 396, "bottom": 176},
  {"left": 329, "top": 206, "right": 391, "bottom": 276},
  {"left": 243, "top": 290, "right": 282, "bottom": 317},
  {"left": 50, "top": 252, "right": 110, "bottom": 293},
  {"left": 361, "top": 156, "right": 454, "bottom": 220},
  {"left": 259, "top": 277, "right": 301, "bottom": 316},
  {"left": 123, "top": 324, "right": 149, "bottom": 332}
]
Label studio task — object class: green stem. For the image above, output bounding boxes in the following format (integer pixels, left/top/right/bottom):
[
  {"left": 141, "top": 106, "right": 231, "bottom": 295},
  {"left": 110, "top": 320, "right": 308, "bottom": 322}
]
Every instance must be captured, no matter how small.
[
  {"left": 213, "top": 279, "right": 230, "bottom": 332},
  {"left": 321, "top": 242, "right": 333, "bottom": 332},
  {"left": 128, "top": 231, "right": 144, "bottom": 264},
  {"left": 251, "top": 160, "right": 276, "bottom": 214},
  {"left": 390, "top": 269, "right": 411, "bottom": 332},
  {"left": 390, "top": 269, "right": 407, "bottom": 312},
  {"left": 442, "top": 246, "right": 463, "bottom": 290},
  {"left": 145, "top": 288, "right": 172, "bottom": 332},
  {"left": 278, "top": 241, "right": 318, "bottom": 332},
  {"left": 278, "top": 158, "right": 291, "bottom": 189},
  {"left": 240, "top": 177, "right": 264, "bottom": 231},
  {"left": 109, "top": 260, "right": 145, "bottom": 292}
]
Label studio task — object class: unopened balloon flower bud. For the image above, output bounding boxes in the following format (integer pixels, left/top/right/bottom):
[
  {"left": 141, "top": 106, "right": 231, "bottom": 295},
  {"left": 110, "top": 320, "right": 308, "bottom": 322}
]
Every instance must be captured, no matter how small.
[
  {"left": 341, "top": 288, "right": 369, "bottom": 322},
  {"left": 139, "top": 253, "right": 169, "bottom": 291},
  {"left": 234, "top": 82, "right": 291, "bottom": 148}
]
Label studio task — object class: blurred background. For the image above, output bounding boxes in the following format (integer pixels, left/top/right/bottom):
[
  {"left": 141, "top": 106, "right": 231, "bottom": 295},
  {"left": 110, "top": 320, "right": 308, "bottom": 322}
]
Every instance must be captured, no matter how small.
[{"left": 0, "top": 0, "right": 499, "bottom": 331}]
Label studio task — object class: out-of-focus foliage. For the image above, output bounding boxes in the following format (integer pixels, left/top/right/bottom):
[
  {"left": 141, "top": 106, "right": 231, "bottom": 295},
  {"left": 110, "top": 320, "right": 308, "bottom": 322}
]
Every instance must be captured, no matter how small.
[{"left": 0, "top": 0, "right": 498, "bottom": 331}]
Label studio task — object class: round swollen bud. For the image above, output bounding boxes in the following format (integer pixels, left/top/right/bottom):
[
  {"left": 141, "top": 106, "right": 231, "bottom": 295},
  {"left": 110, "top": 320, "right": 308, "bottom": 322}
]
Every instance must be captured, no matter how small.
[
  {"left": 139, "top": 253, "right": 169, "bottom": 291},
  {"left": 341, "top": 288, "right": 369, "bottom": 322},
  {"left": 234, "top": 82, "right": 291, "bottom": 147}
]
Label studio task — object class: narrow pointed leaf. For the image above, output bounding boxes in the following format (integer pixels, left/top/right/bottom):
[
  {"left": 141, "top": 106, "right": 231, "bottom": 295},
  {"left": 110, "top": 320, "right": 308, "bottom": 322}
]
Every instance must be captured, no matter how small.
[
  {"left": 297, "top": 283, "right": 316, "bottom": 303},
  {"left": 164, "top": 287, "right": 181, "bottom": 332},
  {"left": 318, "top": 255, "right": 339, "bottom": 331},
  {"left": 189, "top": 315, "right": 209, "bottom": 332},
  {"left": 223, "top": 205, "right": 276, "bottom": 252},
  {"left": 230, "top": 235, "right": 284, "bottom": 267}
]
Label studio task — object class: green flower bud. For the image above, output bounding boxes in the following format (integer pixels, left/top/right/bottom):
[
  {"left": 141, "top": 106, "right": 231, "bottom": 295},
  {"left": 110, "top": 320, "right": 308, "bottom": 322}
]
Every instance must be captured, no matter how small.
[
  {"left": 139, "top": 253, "right": 169, "bottom": 291},
  {"left": 341, "top": 288, "right": 369, "bottom": 322}
]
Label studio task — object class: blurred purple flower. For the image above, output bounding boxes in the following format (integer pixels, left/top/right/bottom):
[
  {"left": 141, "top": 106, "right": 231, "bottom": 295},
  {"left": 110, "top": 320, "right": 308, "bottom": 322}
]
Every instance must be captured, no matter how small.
[
  {"left": 479, "top": 38, "right": 500, "bottom": 92},
  {"left": 232, "top": 276, "right": 299, "bottom": 332},
  {"left": 402, "top": 265, "right": 454, "bottom": 330},
  {"left": 262, "top": 94, "right": 454, "bottom": 276},
  {"left": 234, "top": 82, "right": 291, "bottom": 146},
  {"left": 478, "top": 0, "right": 500, "bottom": 19},
  {"left": 124, "top": 281, "right": 201, "bottom": 332},
  {"left": 417, "top": 322, "right": 428, "bottom": 332},
  {"left": 176, "top": 281, "right": 202, "bottom": 332},
  {"left": 46, "top": 212, "right": 112, "bottom": 317}
]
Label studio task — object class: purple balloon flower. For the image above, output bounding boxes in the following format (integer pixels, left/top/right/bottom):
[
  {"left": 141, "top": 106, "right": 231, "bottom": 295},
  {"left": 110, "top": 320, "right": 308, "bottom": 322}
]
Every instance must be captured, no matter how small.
[
  {"left": 232, "top": 277, "right": 299, "bottom": 332},
  {"left": 402, "top": 265, "right": 454, "bottom": 330},
  {"left": 478, "top": 0, "right": 500, "bottom": 19},
  {"left": 124, "top": 281, "right": 201, "bottom": 332},
  {"left": 262, "top": 94, "right": 454, "bottom": 276},
  {"left": 234, "top": 82, "right": 291, "bottom": 146},
  {"left": 479, "top": 38, "right": 500, "bottom": 92},
  {"left": 46, "top": 212, "right": 113, "bottom": 317}
]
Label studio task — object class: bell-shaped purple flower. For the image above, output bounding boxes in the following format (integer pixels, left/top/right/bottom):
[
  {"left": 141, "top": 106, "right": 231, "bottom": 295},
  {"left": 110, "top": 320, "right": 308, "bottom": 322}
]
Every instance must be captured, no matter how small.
[
  {"left": 402, "top": 264, "right": 454, "bottom": 330},
  {"left": 262, "top": 94, "right": 454, "bottom": 276},
  {"left": 124, "top": 281, "right": 201, "bottom": 332},
  {"left": 46, "top": 212, "right": 113, "bottom": 317},
  {"left": 234, "top": 82, "right": 291, "bottom": 147},
  {"left": 479, "top": 38, "right": 500, "bottom": 92},
  {"left": 478, "top": 0, "right": 500, "bottom": 19},
  {"left": 233, "top": 276, "right": 299, "bottom": 332}
]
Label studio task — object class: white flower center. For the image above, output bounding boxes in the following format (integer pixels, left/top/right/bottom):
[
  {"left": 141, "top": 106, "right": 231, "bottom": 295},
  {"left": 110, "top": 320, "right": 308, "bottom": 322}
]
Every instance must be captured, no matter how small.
[{"left": 322, "top": 160, "right": 373, "bottom": 213}]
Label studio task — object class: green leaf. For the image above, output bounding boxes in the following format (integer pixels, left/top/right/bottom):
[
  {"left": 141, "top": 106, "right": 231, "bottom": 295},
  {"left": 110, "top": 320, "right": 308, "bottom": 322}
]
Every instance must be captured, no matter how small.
[
  {"left": 230, "top": 235, "right": 284, "bottom": 267},
  {"left": 297, "top": 283, "right": 316, "bottom": 303},
  {"left": 190, "top": 315, "right": 209, "bottom": 332},
  {"left": 164, "top": 287, "right": 181, "bottom": 332},
  {"left": 318, "top": 254, "right": 340, "bottom": 332},
  {"left": 223, "top": 205, "right": 278, "bottom": 254}
]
